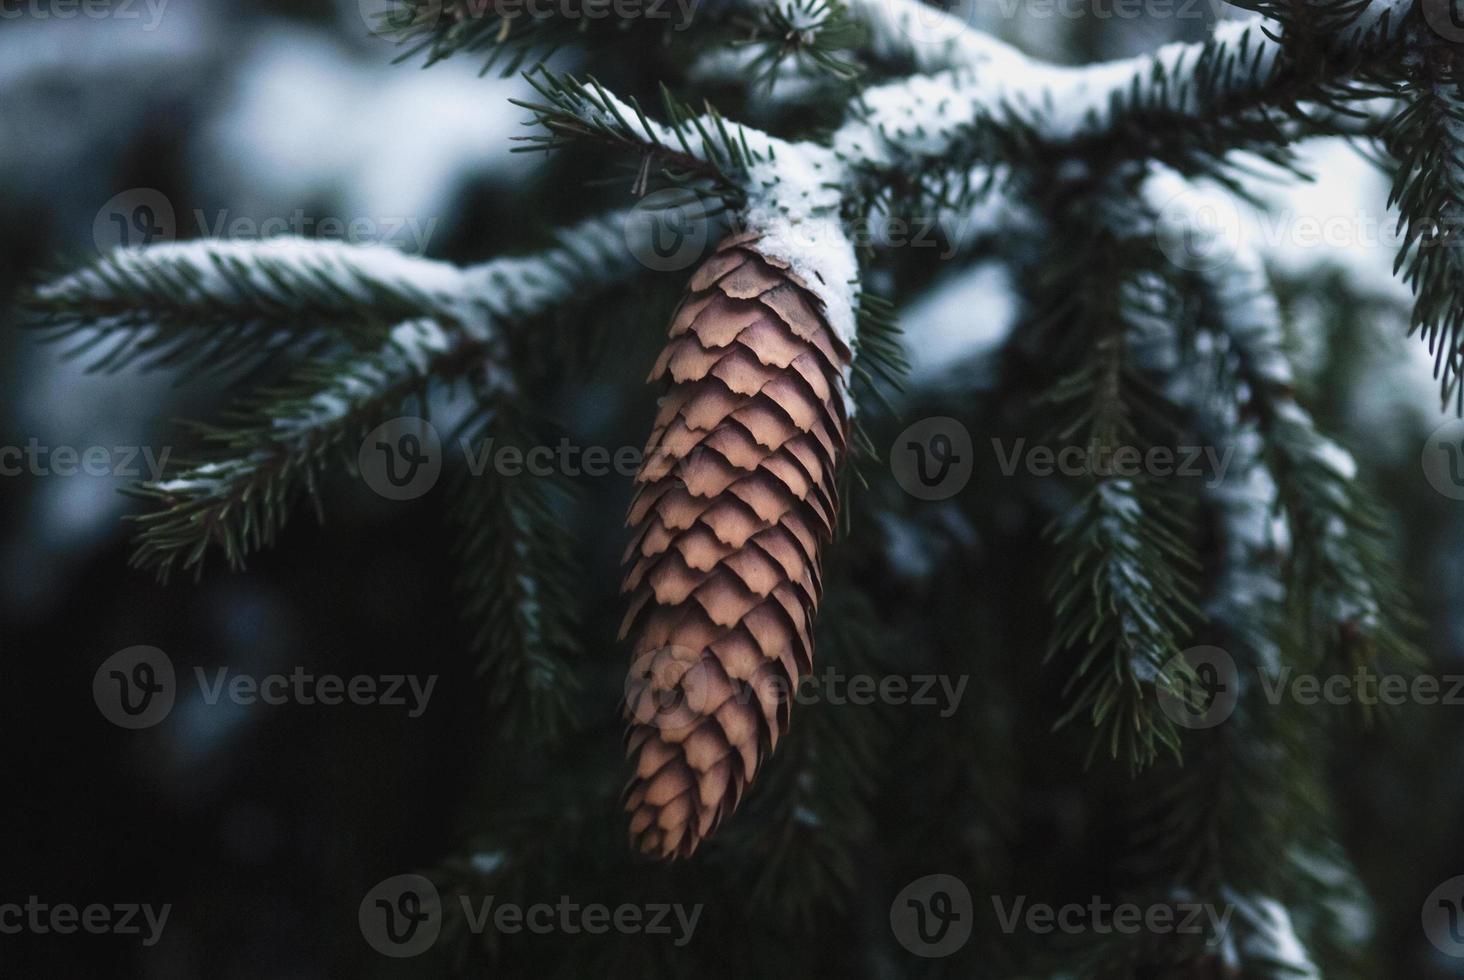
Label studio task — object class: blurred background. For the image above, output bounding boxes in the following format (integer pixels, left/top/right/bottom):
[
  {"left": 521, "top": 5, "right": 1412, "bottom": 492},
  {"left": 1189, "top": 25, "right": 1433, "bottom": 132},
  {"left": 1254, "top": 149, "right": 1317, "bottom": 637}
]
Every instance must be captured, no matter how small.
[{"left": 3, "top": 0, "right": 1463, "bottom": 977}]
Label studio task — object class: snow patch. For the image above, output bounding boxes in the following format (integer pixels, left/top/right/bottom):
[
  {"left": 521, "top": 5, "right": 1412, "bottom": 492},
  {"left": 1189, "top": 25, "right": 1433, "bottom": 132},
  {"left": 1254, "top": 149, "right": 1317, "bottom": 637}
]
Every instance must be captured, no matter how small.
[
  {"left": 833, "top": 16, "right": 1283, "bottom": 167},
  {"left": 900, "top": 262, "right": 1018, "bottom": 387}
]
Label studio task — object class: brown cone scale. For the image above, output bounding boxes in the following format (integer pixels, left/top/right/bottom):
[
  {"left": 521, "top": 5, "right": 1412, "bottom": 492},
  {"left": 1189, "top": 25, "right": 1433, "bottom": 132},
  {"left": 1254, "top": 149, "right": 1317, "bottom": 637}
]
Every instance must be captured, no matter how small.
[{"left": 620, "top": 233, "right": 852, "bottom": 859}]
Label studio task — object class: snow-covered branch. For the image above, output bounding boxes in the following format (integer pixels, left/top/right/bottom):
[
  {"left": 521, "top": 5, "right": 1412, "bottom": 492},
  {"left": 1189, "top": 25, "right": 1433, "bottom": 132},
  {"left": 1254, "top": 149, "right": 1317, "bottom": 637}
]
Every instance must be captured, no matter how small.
[
  {"left": 28, "top": 211, "right": 644, "bottom": 368},
  {"left": 31, "top": 210, "right": 653, "bottom": 577},
  {"left": 27, "top": 238, "right": 487, "bottom": 371},
  {"left": 830, "top": 0, "right": 1415, "bottom": 184},
  {"left": 1147, "top": 169, "right": 1416, "bottom": 677}
]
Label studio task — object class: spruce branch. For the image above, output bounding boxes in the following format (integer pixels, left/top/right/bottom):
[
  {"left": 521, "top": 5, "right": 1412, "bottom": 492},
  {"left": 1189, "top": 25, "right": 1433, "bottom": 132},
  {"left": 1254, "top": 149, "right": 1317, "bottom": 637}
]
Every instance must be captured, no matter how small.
[
  {"left": 1261, "top": 407, "right": 1421, "bottom": 692},
  {"left": 464, "top": 210, "right": 652, "bottom": 321},
  {"left": 21, "top": 238, "right": 488, "bottom": 374},
  {"left": 28, "top": 213, "right": 654, "bottom": 580},
  {"left": 26, "top": 214, "right": 643, "bottom": 373},
  {"left": 513, "top": 69, "right": 762, "bottom": 196},
  {"left": 1121, "top": 321, "right": 1378, "bottom": 979},
  {"left": 830, "top": 3, "right": 1409, "bottom": 212},
  {"left": 1044, "top": 437, "right": 1204, "bottom": 771},
  {"left": 837, "top": 289, "right": 907, "bottom": 513},
  {"left": 1380, "top": 23, "right": 1464, "bottom": 411},
  {"left": 732, "top": 0, "right": 864, "bottom": 88},
  {"left": 849, "top": 289, "right": 906, "bottom": 398},
  {"left": 449, "top": 402, "right": 584, "bottom": 742},
  {"left": 1118, "top": 705, "right": 1370, "bottom": 979},
  {"left": 383, "top": 0, "right": 689, "bottom": 76},
  {"left": 25, "top": 6, "right": 1446, "bottom": 965},
  {"left": 1036, "top": 220, "right": 1204, "bottom": 771},
  {"left": 1150, "top": 175, "right": 1422, "bottom": 692},
  {"left": 128, "top": 320, "right": 491, "bottom": 580},
  {"left": 502, "top": 15, "right": 1408, "bottom": 251}
]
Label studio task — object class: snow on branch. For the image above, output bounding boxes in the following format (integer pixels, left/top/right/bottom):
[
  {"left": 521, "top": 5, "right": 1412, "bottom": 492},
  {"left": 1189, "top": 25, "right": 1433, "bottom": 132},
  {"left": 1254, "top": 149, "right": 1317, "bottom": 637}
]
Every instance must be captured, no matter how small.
[
  {"left": 522, "top": 2, "right": 1416, "bottom": 277},
  {"left": 1223, "top": 892, "right": 1323, "bottom": 979},
  {"left": 834, "top": 0, "right": 1408, "bottom": 76},
  {"left": 29, "top": 211, "right": 651, "bottom": 578},
  {"left": 1146, "top": 170, "right": 1419, "bottom": 680},
  {"left": 834, "top": 19, "right": 1275, "bottom": 157},
  {"left": 830, "top": 0, "right": 1412, "bottom": 186},
  {"left": 25, "top": 237, "right": 486, "bottom": 372},
  {"left": 26, "top": 212, "right": 644, "bottom": 373},
  {"left": 516, "top": 70, "right": 870, "bottom": 351},
  {"left": 460, "top": 210, "right": 647, "bottom": 324}
]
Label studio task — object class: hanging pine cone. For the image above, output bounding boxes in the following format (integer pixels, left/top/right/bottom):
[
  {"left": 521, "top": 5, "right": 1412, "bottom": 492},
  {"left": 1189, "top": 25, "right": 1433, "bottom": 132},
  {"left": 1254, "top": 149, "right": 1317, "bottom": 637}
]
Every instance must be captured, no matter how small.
[{"left": 620, "top": 231, "right": 852, "bottom": 858}]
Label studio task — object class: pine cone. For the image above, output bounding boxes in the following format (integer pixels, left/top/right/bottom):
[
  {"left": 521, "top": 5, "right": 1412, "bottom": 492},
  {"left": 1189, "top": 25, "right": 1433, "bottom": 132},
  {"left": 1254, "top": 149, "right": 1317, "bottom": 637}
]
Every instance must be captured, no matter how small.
[{"left": 620, "top": 232, "right": 852, "bottom": 858}]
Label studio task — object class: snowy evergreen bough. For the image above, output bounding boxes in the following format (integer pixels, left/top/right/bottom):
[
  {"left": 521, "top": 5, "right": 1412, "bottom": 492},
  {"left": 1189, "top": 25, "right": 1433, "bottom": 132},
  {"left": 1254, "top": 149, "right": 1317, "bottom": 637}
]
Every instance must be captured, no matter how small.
[{"left": 23, "top": 0, "right": 1455, "bottom": 974}]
